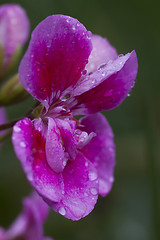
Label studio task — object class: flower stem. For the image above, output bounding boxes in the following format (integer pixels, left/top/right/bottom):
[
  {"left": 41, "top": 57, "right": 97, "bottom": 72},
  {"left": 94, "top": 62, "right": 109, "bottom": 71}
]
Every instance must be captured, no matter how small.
[
  {"left": 0, "top": 119, "right": 20, "bottom": 131},
  {"left": 0, "top": 129, "right": 12, "bottom": 143}
]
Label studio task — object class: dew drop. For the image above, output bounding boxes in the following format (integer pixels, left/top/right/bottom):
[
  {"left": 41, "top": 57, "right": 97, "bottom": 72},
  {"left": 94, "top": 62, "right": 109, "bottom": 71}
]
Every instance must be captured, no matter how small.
[
  {"left": 127, "top": 93, "right": 131, "bottom": 97},
  {"left": 74, "top": 129, "right": 81, "bottom": 136},
  {"left": 86, "top": 31, "right": 92, "bottom": 39},
  {"left": 98, "top": 63, "right": 107, "bottom": 70},
  {"left": 58, "top": 206, "right": 66, "bottom": 216},
  {"left": 90, "top": 187, "right": 98, "bottom": 195},
  {"left": 88, "top": 171, "right": 98, "bottom": 181},
  {"left": 85, "top": 162, "right": 88, "bottom": 167},
  {"left": 101, "top": 71, "right": 105, "bottom": 77},
  {"left": 35, "top": 165, "right": 40, "bottom": 172},
  {"left": 63, "top": 160, "right": 67, "bottom": 167},
  {"left": 91, "top": 79, "right": 95, "bottom": 84},
  {"left": 20, "top": 142, "right": 26, "bottom": 147},
  {"left": 119, "top": 54, "right": 123, "bottom": 57},
  {"left": 62, "top": 190, "right": 65, "bottom": 195},
  {"left": 72, "top": 25, "right": 76, "bottom": 31},
  {"left": 14, "top": 126, "right": 21, "bottom": 132}
]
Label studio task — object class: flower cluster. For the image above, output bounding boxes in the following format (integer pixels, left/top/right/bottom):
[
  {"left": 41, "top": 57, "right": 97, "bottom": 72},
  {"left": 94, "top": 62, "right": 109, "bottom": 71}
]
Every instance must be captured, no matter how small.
[
  {"left": 0, "top": 192, "right": 52, "bottom": 240},
  {"left": 11, "top": 15, "right": 138, "bottom": 220}
]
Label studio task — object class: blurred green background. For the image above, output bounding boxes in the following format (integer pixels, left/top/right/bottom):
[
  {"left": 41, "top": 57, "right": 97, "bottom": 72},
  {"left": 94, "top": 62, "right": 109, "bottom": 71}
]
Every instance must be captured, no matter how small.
[{"left": 0, "top": 0, "right": 160, "bottom": 239}]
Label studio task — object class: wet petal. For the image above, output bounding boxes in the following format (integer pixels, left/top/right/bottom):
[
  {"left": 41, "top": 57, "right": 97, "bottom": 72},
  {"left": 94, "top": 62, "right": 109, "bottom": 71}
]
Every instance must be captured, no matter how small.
[
  {"left": 0, "top": 4, "right": 29, "bottom": 68},
  {"left": 48, "top": 151, "right": 98, "bottom": 221},
  {"left": 68, "top": 50, "right": 138, "bottom": 115},
  {"left": 12, "top": 118, "right": 64, "bottom": 203},
  {"left": 80, "top": 113, "right": 115, "bottom": 196},
  {"left": 85, "top": 34, "right": 118, "bottom": 74},
  {"left": 19, "top": 15, "right": 92, "bottom": 108}
]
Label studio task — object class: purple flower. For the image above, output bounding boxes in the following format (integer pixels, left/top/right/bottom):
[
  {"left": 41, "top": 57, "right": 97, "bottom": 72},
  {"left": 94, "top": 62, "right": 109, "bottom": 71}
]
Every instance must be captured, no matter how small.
[
  {"left": 0, "top": 192, "right": 52, "bottom": 240},
  {"left": 12, "top": 15, "right": 138, "bottom": 220},
  {"left": 0, "top": 4, "right": 30, "bottom": 71}
]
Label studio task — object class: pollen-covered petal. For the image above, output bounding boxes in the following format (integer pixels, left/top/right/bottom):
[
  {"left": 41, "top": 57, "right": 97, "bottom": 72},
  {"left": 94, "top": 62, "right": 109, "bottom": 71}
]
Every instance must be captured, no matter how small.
[
  {"left": 12, "top": 117, "right": 64, "bottom": 203},
  {"left": 79, "top": 113, "right": 115, "bottom": 196},
  {"left": 85, "top": 34, "right": 118, "bottom": 74},
  {"left": 47, "top": 151, "right": 98, "bottom": 221},
  {"left": 69, "top": 50, "right": 138, "bottom": 115},
  {"left": 19, "top": 15, "right": 92, "bottom": 108}
]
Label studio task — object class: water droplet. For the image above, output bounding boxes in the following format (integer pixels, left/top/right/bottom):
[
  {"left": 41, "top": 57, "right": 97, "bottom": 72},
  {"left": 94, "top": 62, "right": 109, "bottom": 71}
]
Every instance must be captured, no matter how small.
[
  {"left": 63, "top": 160, "right": 67, "bottom": 167},
  {"left": 85, "top": 162, "right": 88, "bottom": 167},
  {"left": 86, "top": 31, "right": 92, "bottom": 39},
  {"left": 98, "top": 63, "right": 107, "bottom": 70},
  {"left": 72, "top": 25, "right": 76, "bottom": 31},
  {"left": 84, "top": 192, "right": 88, "bottom": 197},
  {"left": 58, "top": 206, "right": 66, "bottom": 216},
  {"left": 74, "top": 129, "right": 81, "bottom": 136},
  {"left": 14, "top": 126, "right": 21, "bottom": 132},
  {"left": 20, "top": 142, "right": 26, "bottom": 147},
  {"left": 119, "top": 54, "right": 123, "bottom": 57},
  {"left": 81, "top": 69, "right": 87, "bottom": 75},
  {"left": 62, "top": 190, "right": 65, "bottom": 195},
  {"left": 127, "top": 93, "right": 131, "bottom": 96},
  {"left": 88, "top": 171, "right": 98, "bottom": 181},
  {"left": 101, "top": 71, "right": 105, "bottom": 77},
  {"left": 91, "top": 79, "right": 95, "bottom": 84},
  {"left": 109, "top": 176, "right": 114, "bottom": 183},
  {"left": 90, "top": 187, "right": 98, "bottom": 195},
  {"left": 35, "top": 165, "right": 40, "bottom": 172}
]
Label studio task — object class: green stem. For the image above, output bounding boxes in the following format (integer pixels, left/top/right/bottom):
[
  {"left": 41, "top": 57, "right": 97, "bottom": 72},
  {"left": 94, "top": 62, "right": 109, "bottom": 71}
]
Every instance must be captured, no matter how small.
[
  {"left": 0, "top": 129, "right": 12, "bottom": 143},
  {"left": 0, "top": 119, "right": 20, "bottom": 131}
]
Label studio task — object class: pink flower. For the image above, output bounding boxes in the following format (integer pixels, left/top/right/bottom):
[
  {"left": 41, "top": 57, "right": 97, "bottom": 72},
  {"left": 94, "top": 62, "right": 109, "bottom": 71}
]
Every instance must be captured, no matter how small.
[
  {"left": 0, "top": 192, "right": 52, "bottom": 240},
  {"left": 12, "top": 15, "right": 138, "bottom": 220},
  {"left": 0, "top": 4, "right": 30, "bottom": 72}
]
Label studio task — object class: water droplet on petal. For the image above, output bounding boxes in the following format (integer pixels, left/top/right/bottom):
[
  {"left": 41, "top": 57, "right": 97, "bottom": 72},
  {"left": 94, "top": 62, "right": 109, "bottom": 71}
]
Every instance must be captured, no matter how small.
[
  {"left": 101, "top": 71, "right": 105, "bottom": 77},
  {"left": 62, "top": 190, "right": 65, "bottom": 195},
  {"left": 84, "top": 192, "right": 88, "bottom": 197},
  {"left": 85, "top": 162, "right": 89, "bottom": 167},
  {"left": 90, "top": 187, "right": 98, "bottom": 195},
  {"left": 86, "top": 31, "right": 92, "bottom": 39},
  {"left": 58, "top": 206, "right": 66, "bottom": 216},
  {"left": 88, "top": 171, "right": 98, "bottom": 181},
  {"left": 74, "top": 129, "right": 81, "bottom": 136},
  {"left": 35, "top": 165, "right": 40, "bottom": 172},
  {"left": 20, "top": 141, "right": 26, "bottom": 147},
  {"left": 119, "top": 54, "right": 124, "bottom": 57},
  {"left": 72, "top": 25, "right": 76, "bottom": 30},
  {"left": 91, "top": 79, "right": 95, "bottom": 84},
  {"left": 14, "top": 126, "right": 21, "bottom": 132},
  {"left": 127, "top": 93, "right": 131, "bottom": 96}
]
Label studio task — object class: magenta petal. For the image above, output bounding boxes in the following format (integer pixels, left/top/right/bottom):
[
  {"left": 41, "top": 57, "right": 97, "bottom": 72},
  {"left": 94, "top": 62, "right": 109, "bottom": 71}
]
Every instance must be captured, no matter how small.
[
  {"left": 12, "top": 118, "right": 63, "bottom": 203},
  {"left": 68, "top": 50, "right": 138, "bottom": 115},
  {"left": 19, "top": 15, "right": 92, "bottom": 107},
  {"left": 46, "top": 117, "right": 66, "bottom": 173},
  {"left": 85, "top": 34, "right": 118, "bottom": 74},
  {"left": 55, "top": 118, "right": 77, "bottom": 160},
  {"left": 48, "top": 151, "right": 98, "bottom": 220},
  {"left": 0, "top": 192, "right": 51, "bottom": 240},
  {"left": 79, "top": 113, "right": 115, "bottom": 196},
  {"left": 0, "top": 4, "right": 29, "bottom": 68}
]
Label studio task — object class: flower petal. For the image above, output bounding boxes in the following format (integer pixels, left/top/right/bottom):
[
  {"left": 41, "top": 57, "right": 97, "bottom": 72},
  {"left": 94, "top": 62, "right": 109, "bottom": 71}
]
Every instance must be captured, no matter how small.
[
  {"left": 48, "top": 151, "right": 98, "bottom": 221},
  {"left": 79, "top": 113, "right": 115, "bottom": 196},
  {"left": 12, "top": 118, "right": 64, "bottom": 203},
  {"left": 0, "top": 4, "right": 29, "bottom": 68},
  {"left": 1, "top": 192, "right": 51, "bottom": 240},
  {"left": 68, "top": 50, "right": 138, "bottom": 115},
  {"left": 19, "top": 15, "right": 92, "bottom": 108},
  {"left": 85, "top": 34, "right": 118, "bottom": 74}
]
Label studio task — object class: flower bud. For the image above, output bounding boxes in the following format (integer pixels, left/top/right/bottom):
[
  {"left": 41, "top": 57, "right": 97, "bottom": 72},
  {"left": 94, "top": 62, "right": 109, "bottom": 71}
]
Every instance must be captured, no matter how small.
[
  {"left": 0, "top": 73, "right": 29, "bottom": 106},
  {"left": 0, "top": 4, "right": 30, "bottom": 78}
]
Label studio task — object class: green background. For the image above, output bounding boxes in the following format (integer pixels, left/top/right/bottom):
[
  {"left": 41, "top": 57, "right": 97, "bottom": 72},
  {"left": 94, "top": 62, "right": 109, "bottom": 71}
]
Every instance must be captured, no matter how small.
[{"left": 0, "top": 0, "right": 160, "bottom": 239}]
